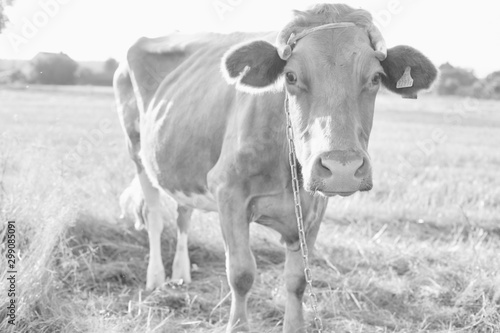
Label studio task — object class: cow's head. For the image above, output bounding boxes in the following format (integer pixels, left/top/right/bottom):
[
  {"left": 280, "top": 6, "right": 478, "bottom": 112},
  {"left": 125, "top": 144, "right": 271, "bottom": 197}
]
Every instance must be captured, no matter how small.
[{"left": 222, "top": 4, "right": 437, "bottom": 197}]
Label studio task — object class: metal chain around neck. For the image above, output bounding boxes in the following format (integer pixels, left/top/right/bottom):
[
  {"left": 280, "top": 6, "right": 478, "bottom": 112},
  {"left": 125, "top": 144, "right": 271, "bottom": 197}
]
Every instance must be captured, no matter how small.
[{"left": 284, "top": 95, "right": 323, "bottom": 333}]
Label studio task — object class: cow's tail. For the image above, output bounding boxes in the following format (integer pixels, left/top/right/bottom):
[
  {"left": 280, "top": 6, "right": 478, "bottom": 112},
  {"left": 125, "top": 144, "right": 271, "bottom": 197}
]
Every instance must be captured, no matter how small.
[
  {"left": 113, "top": 61, "right": 147, "bottom": 228},
  {"left": 113, "top": 61, "right": 142, "bottom": 169}
]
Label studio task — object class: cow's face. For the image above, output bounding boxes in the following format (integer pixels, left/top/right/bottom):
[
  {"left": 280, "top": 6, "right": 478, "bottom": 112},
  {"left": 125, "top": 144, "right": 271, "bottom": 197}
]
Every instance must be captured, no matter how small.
[
  {"left": 223, "top": 19, "right": 437, "bottom": 197},
  {"left": 282, "top": 27, "right": 382, "bottom": 196}
]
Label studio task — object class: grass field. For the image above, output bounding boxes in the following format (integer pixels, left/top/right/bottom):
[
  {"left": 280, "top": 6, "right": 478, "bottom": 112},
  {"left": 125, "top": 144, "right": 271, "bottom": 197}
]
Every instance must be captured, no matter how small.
[{"left": 0, "top": 85, "right": 499, "bottom": 333}]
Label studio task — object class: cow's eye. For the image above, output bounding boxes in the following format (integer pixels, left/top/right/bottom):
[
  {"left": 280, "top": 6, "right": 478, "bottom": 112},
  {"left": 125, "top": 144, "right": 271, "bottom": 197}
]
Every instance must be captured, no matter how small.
[
  {"left": 286, "top": 72, "right": 297, "bottom": 84},
  {"left": 371, "top": 73, "right": 382, "bottom": 86}
]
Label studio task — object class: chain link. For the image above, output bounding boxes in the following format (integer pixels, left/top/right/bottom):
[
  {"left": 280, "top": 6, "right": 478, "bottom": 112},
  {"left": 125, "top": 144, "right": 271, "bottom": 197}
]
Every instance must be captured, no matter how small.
[{"left": 284, "top": 95, "right": 323, "bottom": 333}]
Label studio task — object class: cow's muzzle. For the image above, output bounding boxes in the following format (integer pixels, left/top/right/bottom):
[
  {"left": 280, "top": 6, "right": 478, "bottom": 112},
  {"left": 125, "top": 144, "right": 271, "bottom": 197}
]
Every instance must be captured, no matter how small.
[{"left": 307, "top": 150, "right": 372, "bottom": 196}]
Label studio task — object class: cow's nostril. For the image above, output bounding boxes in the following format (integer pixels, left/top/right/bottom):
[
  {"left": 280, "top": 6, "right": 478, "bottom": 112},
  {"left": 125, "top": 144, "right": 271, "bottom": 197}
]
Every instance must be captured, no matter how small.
[
  {"left": 354, "top": 158, "right": 369, "bottom": 178},
  {"left": 317, "top": 157, "right": 333, "bottom": 178}
]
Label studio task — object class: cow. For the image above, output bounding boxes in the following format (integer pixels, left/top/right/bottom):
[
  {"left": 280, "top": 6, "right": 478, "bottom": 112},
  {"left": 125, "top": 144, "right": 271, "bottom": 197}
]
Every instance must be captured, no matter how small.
[{"left": 113, "top": 3, "right": 437, "bottom": 332}]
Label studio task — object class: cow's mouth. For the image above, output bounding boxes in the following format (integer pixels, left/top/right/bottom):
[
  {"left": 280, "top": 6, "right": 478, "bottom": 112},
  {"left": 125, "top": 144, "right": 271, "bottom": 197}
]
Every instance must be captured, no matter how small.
[
  {"left": 318, "top": 190, "right": 357, "bottom": 197},
  {"left": 313, "top": 180, "right": 373, "bottom": 197}
]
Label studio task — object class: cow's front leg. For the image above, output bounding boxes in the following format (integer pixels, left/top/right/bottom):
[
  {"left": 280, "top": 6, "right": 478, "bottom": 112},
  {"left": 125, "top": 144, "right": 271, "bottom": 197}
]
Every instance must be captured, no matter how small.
[
  {"left": 171, "top": 205, "right": 193, "bottom": 283},
  {"left": 217, "top": 188, "right": 256, "bottom": 333},
  {"left": 283, "top": 220, "right": 322, "bottom": 333}
]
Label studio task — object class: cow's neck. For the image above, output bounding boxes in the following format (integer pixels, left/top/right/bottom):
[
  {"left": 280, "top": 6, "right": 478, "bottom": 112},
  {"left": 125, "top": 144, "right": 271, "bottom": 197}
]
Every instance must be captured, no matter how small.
[{"left": 236, "top": 89, "right": 328, "bottom": 245}]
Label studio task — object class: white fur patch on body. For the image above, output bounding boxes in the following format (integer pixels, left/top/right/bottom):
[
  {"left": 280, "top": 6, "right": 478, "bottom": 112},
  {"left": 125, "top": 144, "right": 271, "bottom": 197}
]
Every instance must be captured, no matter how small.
[{"left": 133, "top": 118, "right": 140, "bottom": 133}]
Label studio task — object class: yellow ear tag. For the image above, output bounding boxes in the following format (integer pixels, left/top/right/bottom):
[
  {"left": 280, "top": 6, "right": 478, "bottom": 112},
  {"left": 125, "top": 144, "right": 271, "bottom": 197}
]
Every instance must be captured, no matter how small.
[{"left": 396, "top": 66, "right": 414, "bottom": 89}]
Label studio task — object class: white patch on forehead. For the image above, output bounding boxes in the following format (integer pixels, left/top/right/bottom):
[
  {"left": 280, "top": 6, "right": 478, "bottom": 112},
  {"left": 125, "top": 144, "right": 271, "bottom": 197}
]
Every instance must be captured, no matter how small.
[{"left": 309, "top": 116, "right": 334, "bottom": 150}]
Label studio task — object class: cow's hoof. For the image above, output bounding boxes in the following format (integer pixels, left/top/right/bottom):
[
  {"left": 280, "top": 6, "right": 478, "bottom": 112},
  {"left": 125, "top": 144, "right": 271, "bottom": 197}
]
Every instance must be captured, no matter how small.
[
  {"left": 146, "top": 271, "right": 165, "bottom": 291},
  {"left": 171, "top": 262, "right": 192, "bottom": 284},
  {"left": 171, "top": 273, "right": 191, "bottom": 284}
]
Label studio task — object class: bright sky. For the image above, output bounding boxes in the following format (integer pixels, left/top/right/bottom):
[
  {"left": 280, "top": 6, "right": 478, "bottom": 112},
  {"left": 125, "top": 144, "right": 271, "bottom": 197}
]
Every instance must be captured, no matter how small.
[{"left": 0, "top": 0, "right": 497, "bottom": 77}]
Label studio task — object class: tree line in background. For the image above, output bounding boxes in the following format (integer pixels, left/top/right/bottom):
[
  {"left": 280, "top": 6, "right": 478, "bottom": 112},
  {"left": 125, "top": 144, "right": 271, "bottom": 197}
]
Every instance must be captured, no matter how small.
[
  {"left": 2, "top": 52, "right": 119, "bottom": 86},
  {"left": 437, "top": 63, "right": 500, "bottom": 100}
]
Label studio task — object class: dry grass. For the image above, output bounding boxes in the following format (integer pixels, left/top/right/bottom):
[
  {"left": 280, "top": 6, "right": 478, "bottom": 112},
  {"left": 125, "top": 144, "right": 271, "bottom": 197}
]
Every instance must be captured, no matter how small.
[{"left": 0, "top": 86, "right": 499, "bottom": 332}]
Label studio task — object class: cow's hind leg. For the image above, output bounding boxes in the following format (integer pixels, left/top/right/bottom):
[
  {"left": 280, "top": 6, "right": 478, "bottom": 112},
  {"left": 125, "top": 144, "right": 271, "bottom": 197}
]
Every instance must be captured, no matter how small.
[
  {"left": 171, "top": 205, "right": 193, "bottom": 283},
  {"left": 114, "top": 64, "right": 166, "bottom": 291},
  {"left": 137, "top": 171, "right": 167, "bottom": 290},
  {"left": 217, "top": 189, "right": 256, "bottom": 333}
]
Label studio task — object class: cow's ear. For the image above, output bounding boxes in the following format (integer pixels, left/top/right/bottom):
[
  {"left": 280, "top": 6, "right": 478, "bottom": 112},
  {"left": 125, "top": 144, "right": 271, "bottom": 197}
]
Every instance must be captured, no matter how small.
[
  {"left": 222, "top": 40, "right": 286, "bottom": 93},
  {"left": 381, "top": 45, "right": 438, "bottom": 99}
]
